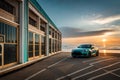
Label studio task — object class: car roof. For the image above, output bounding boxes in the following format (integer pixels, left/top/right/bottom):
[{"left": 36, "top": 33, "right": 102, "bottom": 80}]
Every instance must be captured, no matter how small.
[{"left": 80, "top": 44, "right": 93, "bottom": 45}]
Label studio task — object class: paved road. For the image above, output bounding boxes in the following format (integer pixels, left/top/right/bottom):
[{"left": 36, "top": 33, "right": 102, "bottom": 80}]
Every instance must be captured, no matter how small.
[{"left": 0, "top": 52, "right": 120, "bottom": 80}]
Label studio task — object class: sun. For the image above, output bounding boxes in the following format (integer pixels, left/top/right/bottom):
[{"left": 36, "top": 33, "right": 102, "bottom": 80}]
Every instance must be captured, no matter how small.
[{"left": 102, "top": 38, "right": 107, "bottom": 42}]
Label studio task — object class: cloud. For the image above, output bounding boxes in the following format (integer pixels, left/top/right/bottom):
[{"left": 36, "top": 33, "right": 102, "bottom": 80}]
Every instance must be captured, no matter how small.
[
  {"left": 60, "top": 27, "right": 115, "bottom": 38},
  {"left": 92, "top": 15, "right": 120, "bottom": 24}
]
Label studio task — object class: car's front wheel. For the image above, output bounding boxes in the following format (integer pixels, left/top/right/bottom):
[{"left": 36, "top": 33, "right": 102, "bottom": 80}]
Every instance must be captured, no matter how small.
[{"left": 96, "top": 50, "right": 99, "bottom": 56}]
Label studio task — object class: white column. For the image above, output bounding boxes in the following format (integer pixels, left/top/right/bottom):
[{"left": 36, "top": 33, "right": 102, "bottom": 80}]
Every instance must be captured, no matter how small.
[
  {"left": 19, "top": 1, "right": 24, "bottom": 63},
  {"left": 45, "top": 23, "right": 49, "bottom": 56}
]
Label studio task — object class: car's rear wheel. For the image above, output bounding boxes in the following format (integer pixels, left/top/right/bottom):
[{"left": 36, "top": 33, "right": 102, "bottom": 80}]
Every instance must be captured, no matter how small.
[{"left": 96, "top": 50, "right": 99, "bottom": 56}]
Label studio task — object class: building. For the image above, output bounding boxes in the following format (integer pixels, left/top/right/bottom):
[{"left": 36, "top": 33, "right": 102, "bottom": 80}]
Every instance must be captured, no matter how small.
[{"left": 0, "top": 0, "right": 62, "bottom": 74}]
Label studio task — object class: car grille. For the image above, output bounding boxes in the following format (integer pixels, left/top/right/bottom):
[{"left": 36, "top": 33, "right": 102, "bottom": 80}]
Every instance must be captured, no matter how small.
[{"left": 73, "top": 51, "right": 82, "bottom": 55}]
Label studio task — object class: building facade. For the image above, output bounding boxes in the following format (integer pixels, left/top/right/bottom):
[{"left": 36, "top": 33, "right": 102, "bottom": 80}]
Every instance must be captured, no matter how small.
[{"left": 0, "top": 0, "right": 61, "bottom": 74}]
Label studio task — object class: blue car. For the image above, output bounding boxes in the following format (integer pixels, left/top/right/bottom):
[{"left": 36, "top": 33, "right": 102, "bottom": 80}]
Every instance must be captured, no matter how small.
[{"left": 71, "top": 44, "right": 99, "bottom": 58}]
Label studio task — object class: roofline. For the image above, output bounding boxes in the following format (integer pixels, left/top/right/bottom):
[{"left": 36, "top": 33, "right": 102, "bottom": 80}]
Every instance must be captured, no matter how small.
[{"left": 29, "top": 0, "right": 61, "bottom": 32}]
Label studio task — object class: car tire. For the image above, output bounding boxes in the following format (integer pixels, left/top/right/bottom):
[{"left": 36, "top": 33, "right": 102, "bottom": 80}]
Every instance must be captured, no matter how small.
[{"left": 96, "top": 50, "right": 99, "bottom": 56}]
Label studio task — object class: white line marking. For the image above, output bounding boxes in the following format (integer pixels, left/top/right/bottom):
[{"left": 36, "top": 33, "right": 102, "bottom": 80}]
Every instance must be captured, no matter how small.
[
  {"left": 25, "top": 57, "right": 68, "bottom": 80},
  {"left": 83, "top": 57, "right": 107, "bottom": 63},
  {"left": 103, "top": 69, "right": 120, "bottom": 77},
  {"left": 87, "top": 68, "right": 120, "bottom": 80},
  {"left": 111, "top": 72, "right": 120, "bottom": 77},
  {"left": 90, "top": 58, "right": 115, "bottom": 65},
  {"left": 56, "top": 65, "right": 93, "bottom": 80},
  {"left": 25, "top": 69, "right": 46, "bottom": 80},
  {"left": 56, "top": 58, "right": 116, "bottom": 80},
  {"left": 72, "top": 62, "right": 120, "bottom": 80},
  {"left": 47, "top": 58, "right": 68, "bottom": 68}
]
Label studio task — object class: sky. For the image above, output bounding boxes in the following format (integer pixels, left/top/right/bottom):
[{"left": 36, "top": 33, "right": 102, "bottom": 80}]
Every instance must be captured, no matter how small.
[{"left": 37, "top": 0, "right": 120, "bottom": 51}]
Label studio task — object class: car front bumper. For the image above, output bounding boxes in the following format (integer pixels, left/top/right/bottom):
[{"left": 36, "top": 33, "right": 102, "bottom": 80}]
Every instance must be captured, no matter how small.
[{"left": 72, "top": 51, "right": 89, "bottom": 57}]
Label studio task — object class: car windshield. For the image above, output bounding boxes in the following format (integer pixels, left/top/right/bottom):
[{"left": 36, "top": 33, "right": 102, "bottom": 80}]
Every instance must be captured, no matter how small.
[{"left": 78, "top": 45, "right": 91, "bottom": 48}]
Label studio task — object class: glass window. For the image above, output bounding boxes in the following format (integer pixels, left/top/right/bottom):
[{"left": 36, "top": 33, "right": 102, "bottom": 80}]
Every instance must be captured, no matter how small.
[
  {"left": 0, "top": 22, "right": 18, "bottom": 66},
  {"left": 49, "top": 27, "right": 51, "bottom": 35},
  {"left": 35, "top": 34, "right": 39, "bottom": 44},
  {"left": 29, "top": 32, "right": 33, "bottom": 44},
  {"left": 52, "top": 39, "right": 54, "bottom": 52},
  {"left": 0, "top": 44, "right": 2, "bottom": 66},
  {"left": 40, "top": 26, "right": 45, "bottom": 32},
  {"left": 4, "top": 44, "right": 17, "bottom": 65},
  {"left": 49, "top": 38, "right": 51, "bottom": 53},
  {"left": 52, "top": 30, "right": 54, "bottom": 38},
  {"left": 55, "top": 40, "right": 57, "bottom": 52},
  {"left": 29, "top": 52, "right": 33, "bottom": 58},
  {"left": 0, "top": 45, "right": 2, "bottom": 53},
  {"left": 0, "top": 22, "right": 17, "bottom": 43},
  {"left": 29, "top": 17, "right": 36, "bottom": 27},
  {"left": 35, "top": 45, "right": 39, "bottom": 56},
  {"left": 0, "top": 0, "right": 14, "bottom": 14},
  {"left": 41, "top": 36, "right": 46, "bottom": 55},
  {"left": 28, "top": 32, "right": 33, "bottom": 58},
  {"left": 40, "top": 20, "right": 46, "bottom": 32},
  {"left": 0, "top": 56, "right": 1, "bottom": 66},
  {"left": 35, "top": 34, "right": 39, "bottom": 56}
]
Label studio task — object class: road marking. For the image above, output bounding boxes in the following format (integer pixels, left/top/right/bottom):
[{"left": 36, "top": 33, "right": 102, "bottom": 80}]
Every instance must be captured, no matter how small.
[
  {"left": 82, "top": 57, "right": 107, "bottom": 63},
  {"left": 56, "top": 57, "right": 116, "bottom": 80},
  {"left": 25, "top": 69, "right": 46, "bottom": 80},
  {"left": 111, "top": 72, "right": 120, "bottom": 77},
  {"left": 87, "top": 68, "right": 120, "bottom": 80},
  {"left": 47, "top": 58, "right": 68, "bottom": 68},
  {"left": 90, "top": 58, "right": 115, "bottom": 65},
  {"left": 25, "top": 57, "right": 68, "bottom": 80},
  {"left": 72, "top": 62, "right": 120, "bottom": 80},
  {"left": 56, "top": 65, "right": 93, "bottom": 80}
]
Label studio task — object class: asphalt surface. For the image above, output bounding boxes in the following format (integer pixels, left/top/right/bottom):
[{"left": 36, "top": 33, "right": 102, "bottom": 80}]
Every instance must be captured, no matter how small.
[{"left": 0, "top": 52, "right": 120, "bottom": 80}]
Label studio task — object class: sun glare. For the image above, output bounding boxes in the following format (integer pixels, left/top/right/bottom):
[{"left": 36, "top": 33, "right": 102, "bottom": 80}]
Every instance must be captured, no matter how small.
[{"left": 102, "top": 38, "right": 107, "bottom": 42}]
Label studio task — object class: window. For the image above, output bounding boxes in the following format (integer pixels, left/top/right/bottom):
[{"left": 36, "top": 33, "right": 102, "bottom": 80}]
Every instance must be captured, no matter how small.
[
  {"left": 28, "top": 32, "right": 40, "bottom": 58},
  {"left": 41, "top": 36, "right": 46, "bottom": 55},
  {"left": 52, "top": 30, "right": 54, "bottom": 38},
  {"left": 49, "top": 38, "right": 51, "bottom": 53},
  {"left": 0, "top": 56, "right": 1, "bottom": 66},
  {"left": 0, "top": 44, "right": 2, "bottom": 66},
  {"left": 35, "top": 34, "right": 39, "bottom": 56},
  {"left": 40, "top": 25, "right": 45, "bottom": 32},
  {"left": 28, "top": 32, "right": 33, "bottom": 58},
  {"left": 40, "top": 20, "right": 46, "bottom": 32},
  {"left": 52, "top": 39, "right": 54, "bottom": 52},
  {"left": 0, "top": 0, "right": 14, "bottom": 14},
  {"left": 29, "top": 17, "right": 36, "bottom": 27},
  {"left": 0, "top": 23, "right": 17, "bottom": 43},
  {"left": 55, "top": 40, "right": 57, "bottom": 52},
  {"left": 4, "top": 44, "right": 17, "bottom": 65},
  {"left": 55, "top": 32, "right": 57, "bottom": 39},
  {"left": 49, "top": 27, "right": 51, "bottom": 35},
  {"left": 0, "top": 22, "right": 18, "bottom": 65}
]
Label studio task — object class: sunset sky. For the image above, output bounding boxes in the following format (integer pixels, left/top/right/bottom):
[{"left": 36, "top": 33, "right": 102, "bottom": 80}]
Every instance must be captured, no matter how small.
[{"left": 38, "top": 0, "right": 120, "bottom": 50}]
